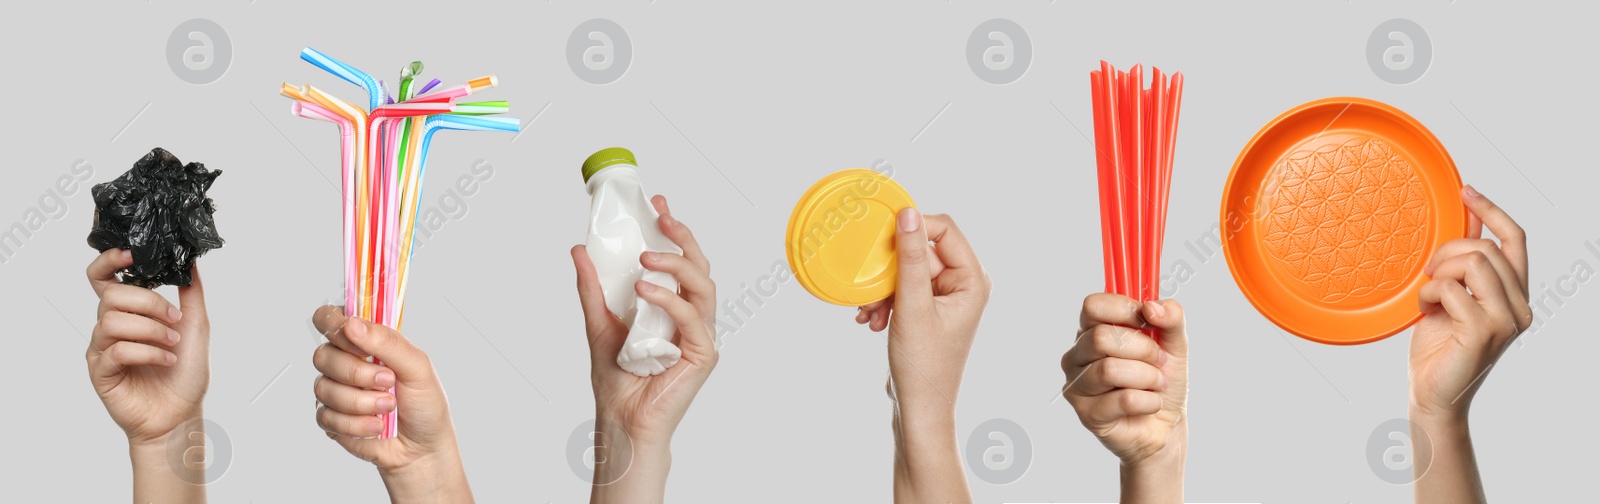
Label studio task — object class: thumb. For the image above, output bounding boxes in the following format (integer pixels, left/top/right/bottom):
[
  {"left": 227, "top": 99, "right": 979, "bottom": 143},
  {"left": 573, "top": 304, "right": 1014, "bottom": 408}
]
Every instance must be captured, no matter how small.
[
  {"left": 1142, "top": 299, "right": 1188, "bottom": 359},
  {"left": 572, "top": 245, "right": 625, "bottom": 359},
  {"left": 343, "top": 317, "right": 437, "bottom": 391},
  {"left": 177, "top": 264, "right": 207, "bottom": 326},
  {"left": 892, "top": 207, "right": 935, "bottom": 318}
]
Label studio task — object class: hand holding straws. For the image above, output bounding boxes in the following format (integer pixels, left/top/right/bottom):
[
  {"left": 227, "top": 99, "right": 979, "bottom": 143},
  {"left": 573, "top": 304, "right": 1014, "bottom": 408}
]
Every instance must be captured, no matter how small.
[
  {"left": 1091, "top": 61, "right": 1183, "bottom": 336},
  {"left": 281, "top": 48, "right": 521, "bottom": 439}
]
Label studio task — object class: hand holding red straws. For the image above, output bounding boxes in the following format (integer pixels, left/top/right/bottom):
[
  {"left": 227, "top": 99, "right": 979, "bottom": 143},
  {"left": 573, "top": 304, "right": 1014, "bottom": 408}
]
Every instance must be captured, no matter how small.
[{"left": 1091, "top": 61, "right": 1183, "bottom": 308}]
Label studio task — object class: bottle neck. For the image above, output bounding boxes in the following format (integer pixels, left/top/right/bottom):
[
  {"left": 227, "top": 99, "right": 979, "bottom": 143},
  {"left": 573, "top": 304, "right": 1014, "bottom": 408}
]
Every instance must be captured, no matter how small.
[{"left": 586, "top": 164, "right": 640, "bottom": 195}]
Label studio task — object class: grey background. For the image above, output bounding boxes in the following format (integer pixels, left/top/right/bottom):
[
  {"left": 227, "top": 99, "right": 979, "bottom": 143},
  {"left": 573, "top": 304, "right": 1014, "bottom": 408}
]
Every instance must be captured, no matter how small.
[{"left": 2, "top": 1, "right": 1594, "bottom": 502}]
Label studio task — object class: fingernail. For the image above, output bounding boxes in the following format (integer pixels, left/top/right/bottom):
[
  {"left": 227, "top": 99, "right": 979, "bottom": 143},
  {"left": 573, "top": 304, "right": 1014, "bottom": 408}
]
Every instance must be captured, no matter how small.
[
  {"left": 642, "top": 251, "right": 658, "bottom": 262},
  {"left": 639, "top": 281, "right": 656, "bottom": 294},
  {"left": 376, "top": 395, "right": 396, "bottom": 412},
  {"left": 1463, "top": 184, "right": 1480, "bottom": 199},
  {"left": 1157, "top": 350, "right": 1169, "bottom": 367},
  {"left": 165, "top": 352, "right": 177, "bottom": 365},
  {"left": 375, "top": 370, "right": 395, "bottom": 389},
  {"left": 122, "top": 249, "right": 133, "bottom": 262},
  {"left": 346, "top": 319, "right": 368, "bottom": 341},
  {"left": 1160, "top": 373, "right": 1169, "bottom": 390},
  {"left": 1146, "top": 300, "right": 1166, "bottom": 319},
  {"left": 167, "top": 329, "right": 182, "bottom": 345},
  {"left": 897, "top": 207, "right": 921, "bottom": 233},
  {"left": 367, "top": 419, "right": 384, "bottom": 436},
  {"left": 168, "top": 307, "right": 183, "bottom": 323}
]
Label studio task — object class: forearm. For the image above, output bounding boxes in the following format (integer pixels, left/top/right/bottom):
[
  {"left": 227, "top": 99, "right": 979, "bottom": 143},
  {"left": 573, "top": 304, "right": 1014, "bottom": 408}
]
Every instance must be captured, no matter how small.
[
  {"left": 891, "top": 396, "right": 972, "bottom": 504},
  {"left": 131, "top": 432, "right": 207, "bottom": 504},
  {"left": 1119, "top": 427, "right": 1186, "bottom": 504},
  {"left": 379, "top": 446, "right": 474, "bottom": 504},
  {"left": 1411, "top": 412, "right": 1485, "bottom": 504},
  {"left": 590, "top": 418, "right": 671, "bottom": 504}
]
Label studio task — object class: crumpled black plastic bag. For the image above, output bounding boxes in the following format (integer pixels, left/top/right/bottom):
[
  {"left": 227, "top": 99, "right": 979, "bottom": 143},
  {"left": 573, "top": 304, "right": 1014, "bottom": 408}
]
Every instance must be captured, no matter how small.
[{"left": 87, "top": 148, "right": 224, "bottom": 288}]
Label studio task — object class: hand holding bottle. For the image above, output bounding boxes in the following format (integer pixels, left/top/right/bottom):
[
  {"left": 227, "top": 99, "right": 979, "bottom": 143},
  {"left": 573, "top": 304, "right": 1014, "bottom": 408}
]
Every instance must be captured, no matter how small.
[{"left": 574, "top": 195, "right": 717, "bottom": 503}]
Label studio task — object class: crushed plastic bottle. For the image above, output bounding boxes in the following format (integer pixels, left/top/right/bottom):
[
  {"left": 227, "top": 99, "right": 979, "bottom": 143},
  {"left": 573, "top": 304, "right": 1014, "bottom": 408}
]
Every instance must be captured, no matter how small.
[
  {"left": 582, "top": 147, "right": 683, "bottom": 377},
  {"left": 87, "top": 147, "right": 223, "bottom": 288}
]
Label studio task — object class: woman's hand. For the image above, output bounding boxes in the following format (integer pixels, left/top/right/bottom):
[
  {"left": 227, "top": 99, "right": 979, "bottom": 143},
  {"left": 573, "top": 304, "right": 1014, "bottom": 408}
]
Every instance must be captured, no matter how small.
[
  {"left": 573, "top": 195, "right": 717, "bottom": 502},
  {"left": 856, "top": 208, "right": 992, "bottom": 504},
  {"left": 1063, "top": 294, "right": 1188, "bottom": 504},
  {"left": 311, "top": 307, "right": 472, "bottom": 504},
  {"left": 86, "top": 249, "right": 209, "bottom": 503},
  {"left": 1409, "top": 185, "right": 1532, "bottom": 504}
]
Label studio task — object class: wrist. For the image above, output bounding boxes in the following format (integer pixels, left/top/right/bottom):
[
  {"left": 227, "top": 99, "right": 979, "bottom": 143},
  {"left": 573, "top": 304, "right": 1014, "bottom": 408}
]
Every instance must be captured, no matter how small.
[
  {"left": 128, "top": 416, "right": 209, "bottom": 502},
  {"left": 378, "top": 447, "right": 473, "bottom": 504},
  {"left": 127, "top": 413, "right": 206, "bottom": 469},
  {"left": 1410, "top": 404, "right": 1470, "bottom": 433},
  {"left": 1120, "top": 426, "right": 1186, "bottom": 503},
  {"left": 590, "top": 415, "right": 672, "bottom": 501},
  {"left": 127, "top": 408, "right": 206, "bottom": 449}
]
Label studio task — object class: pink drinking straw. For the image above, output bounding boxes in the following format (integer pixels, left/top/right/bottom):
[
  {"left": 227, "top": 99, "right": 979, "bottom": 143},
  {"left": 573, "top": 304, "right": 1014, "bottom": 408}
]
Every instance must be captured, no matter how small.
[
  {"left": 303, "top": 86, "right": 369, "bottom": 318},
  {"left": 289, "top": 100, "right": 359, "bottom": 315},
  {"left": 281, "top": 84, "right": 360, "bottom": 304}
]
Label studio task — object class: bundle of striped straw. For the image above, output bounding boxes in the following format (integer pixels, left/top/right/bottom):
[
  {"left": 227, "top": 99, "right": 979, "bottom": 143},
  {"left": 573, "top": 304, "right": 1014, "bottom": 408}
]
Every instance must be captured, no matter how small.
[
  {"left": 281, "top": 48, "right": 521, "bottom": 439},
  {"left": 1091, "top": 61, "right": 1183, "bottom": 336}
]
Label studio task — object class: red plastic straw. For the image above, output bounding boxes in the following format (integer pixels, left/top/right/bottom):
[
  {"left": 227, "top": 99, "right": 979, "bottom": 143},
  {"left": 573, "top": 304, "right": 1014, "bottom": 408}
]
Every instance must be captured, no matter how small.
[
  {"left": 1090, "top": 61, "right": 1184, "bottom": 328},
  {"left": 1091, "top": 71, "right": 1115, "bottom": 293}
]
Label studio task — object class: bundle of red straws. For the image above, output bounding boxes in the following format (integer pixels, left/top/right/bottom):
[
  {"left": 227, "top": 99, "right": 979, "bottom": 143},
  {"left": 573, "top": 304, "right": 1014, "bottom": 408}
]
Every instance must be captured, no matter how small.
[{"left": 1091, "top": 61, "right": 1184, "bottom": 307}]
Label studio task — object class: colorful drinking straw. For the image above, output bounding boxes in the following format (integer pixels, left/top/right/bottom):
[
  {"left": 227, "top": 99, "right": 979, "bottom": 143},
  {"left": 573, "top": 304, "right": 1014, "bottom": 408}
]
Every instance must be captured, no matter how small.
[
  {"left": 300, "top": 47, "right": 384, "bottom": 112},
  {"left": 281, "top": 48, "right": 519, "bottom": 440}
]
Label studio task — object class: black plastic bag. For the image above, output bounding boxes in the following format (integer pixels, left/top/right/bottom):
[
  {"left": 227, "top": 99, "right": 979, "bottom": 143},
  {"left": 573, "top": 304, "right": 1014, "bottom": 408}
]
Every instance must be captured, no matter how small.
[{"left": 87, "top": 148, "right": 224, "bottom": 288}]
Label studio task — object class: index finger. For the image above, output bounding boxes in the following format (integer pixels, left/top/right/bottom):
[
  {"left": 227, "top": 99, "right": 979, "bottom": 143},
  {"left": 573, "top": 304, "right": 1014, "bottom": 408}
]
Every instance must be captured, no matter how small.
[
  {"left": 922, "top": 214, "right": 979, "bottom": 271},
  {"left": 652, "top": 195, "right": 711, "bottom": 274},
  {"left": 312, "top": 305, "right": 366, "bottom": 357},
  {"left": 86, "top": 249, "right": 132, "bottom": 297},
  {"left": 1462, "top": 185, "right": 1528, "bottom": 288},
  {"left": 1080, "top": 292, "right": 1145, "bottom": 330}
]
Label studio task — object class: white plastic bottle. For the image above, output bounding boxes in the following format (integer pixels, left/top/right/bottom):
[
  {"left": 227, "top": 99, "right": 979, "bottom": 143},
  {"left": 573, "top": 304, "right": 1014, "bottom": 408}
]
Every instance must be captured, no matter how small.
[{"left": 582, "top": 148, "right": 683, "bottom": 376}]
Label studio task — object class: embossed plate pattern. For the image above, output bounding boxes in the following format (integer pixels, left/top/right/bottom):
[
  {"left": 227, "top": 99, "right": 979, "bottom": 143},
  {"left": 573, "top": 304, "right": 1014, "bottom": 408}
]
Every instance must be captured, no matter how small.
[{"left": 1221, "top": 97, "right": 1468, "bottom": 345}]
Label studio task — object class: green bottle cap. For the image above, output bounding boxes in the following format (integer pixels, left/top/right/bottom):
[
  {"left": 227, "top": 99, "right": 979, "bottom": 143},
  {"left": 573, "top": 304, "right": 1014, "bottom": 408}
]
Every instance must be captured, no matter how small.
[{"left": 582, "top": 147, "right": 637, "bottom": 183}]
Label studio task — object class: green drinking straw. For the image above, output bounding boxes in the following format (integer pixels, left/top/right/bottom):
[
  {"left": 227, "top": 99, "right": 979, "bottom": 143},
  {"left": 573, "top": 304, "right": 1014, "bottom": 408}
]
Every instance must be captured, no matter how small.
[
  {"left": 450, "top": 100, "right": 511, "bottom": 116},
  {"left": 396, "top": 61, "right": 424, "bottom": 187}
]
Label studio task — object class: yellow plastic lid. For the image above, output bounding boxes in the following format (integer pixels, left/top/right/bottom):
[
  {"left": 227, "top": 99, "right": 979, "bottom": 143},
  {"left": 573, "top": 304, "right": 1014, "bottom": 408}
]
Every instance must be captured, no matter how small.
[{"left": 785, "top": 169, "right": 916, "bottom": 306}]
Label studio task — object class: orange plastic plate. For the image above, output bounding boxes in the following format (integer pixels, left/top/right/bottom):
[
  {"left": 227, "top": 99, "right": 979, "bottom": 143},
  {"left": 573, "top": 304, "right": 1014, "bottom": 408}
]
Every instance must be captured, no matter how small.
[{"left": 1221, "top": 97, "right": 1468, "bottom": 345}]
